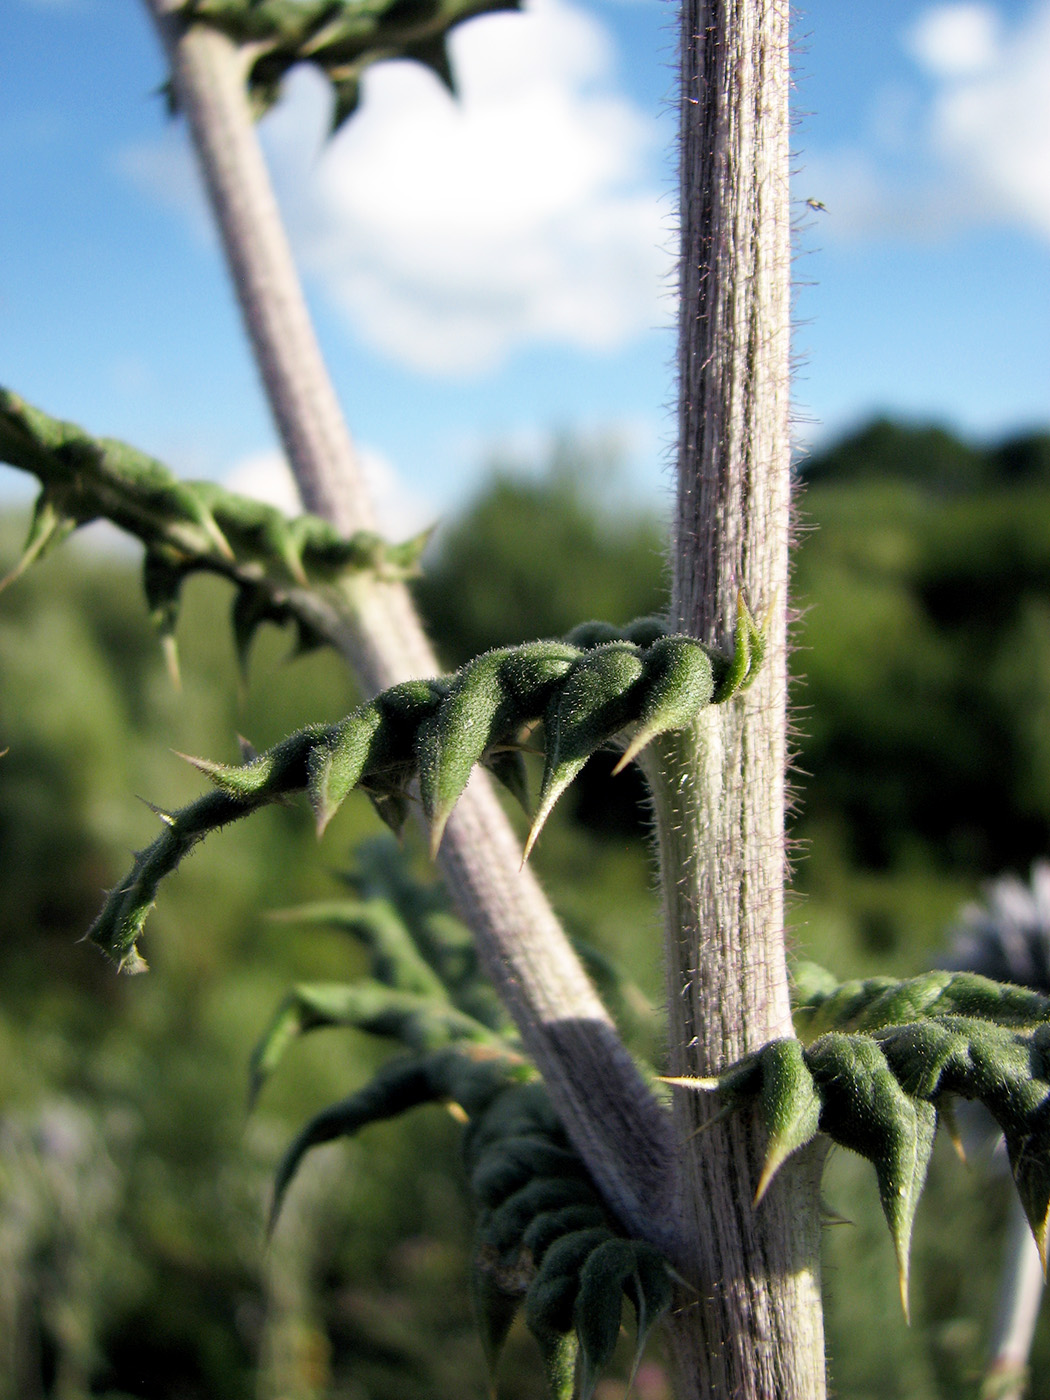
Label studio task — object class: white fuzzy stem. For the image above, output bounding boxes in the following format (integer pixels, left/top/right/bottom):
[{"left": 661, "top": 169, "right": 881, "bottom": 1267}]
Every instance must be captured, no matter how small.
[
  {"left": 143, "top": 0, "right": 673, "bottom": 1242},
  {"left": 660, "top": 1, "right": 827, "bottom": 1395},
  {"left": 984, "top": 1193, "right": 1044, "bottom": 1400}
]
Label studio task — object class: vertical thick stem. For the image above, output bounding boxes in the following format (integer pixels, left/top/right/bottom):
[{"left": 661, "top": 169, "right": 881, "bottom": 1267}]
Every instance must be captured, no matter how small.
[
  {"left": 143, "top": 2, "right": 673, "bottom": 1242},
  {"left": 660, "top": 1, "right": 826, "bottom": 1396}
]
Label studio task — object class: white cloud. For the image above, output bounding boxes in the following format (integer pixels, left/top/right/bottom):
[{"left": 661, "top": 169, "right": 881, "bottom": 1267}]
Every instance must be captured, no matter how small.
[
  {"left": 223, "top": 447, "right": 435, "bottom": 540},
  {"left": 257, "top": 0, "right": 670, "bottom": 374},
  {"left": 798, "top": 0, "right": 1050, "bottom": 245},
  {"left": 118, "top": 0, "right": 668, "bottom": 373},
  {"left": 223, "top": 451, "right": 303, "bottom": 517},
  {"left": 920, "top": 1, "right": 1050, "bottom": 237},
  {"left": 117, "top": 0, "right": 675, "bottom": 518},
  {"left": 905, "top": 4, "right": 1002, "bottom": 76}
]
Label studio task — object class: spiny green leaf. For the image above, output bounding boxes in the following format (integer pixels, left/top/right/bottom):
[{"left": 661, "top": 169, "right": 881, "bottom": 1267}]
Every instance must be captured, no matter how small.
[
  {"left": 484, "top": 1177, "right": 599, "bottom": 1260},
  {"left": 270, "top": 1054, "right": 448, "bottom": 1231},
  {"left": 268, "top": 896, "right": 448, "bottom": 998},
  {"left": 881, "top": 1016, "right": 1050, "bottom": 1269},
  {"left": 462, "top": 1082, "right": 564, "bottom": 1170},
  {"left": 309, "top": 680, "right": 443, "bottom": 834},
  {"left": 626, "top": 1245, "right": 675, "bottom": 1386},
  {"left": 806, "top": 1033, "right": 937, "bottom": 1319},
  {"left": 178, "top": 0, "right": 521, "bottom": 131},
  {"left": 525, "top": 1228, "right": 610, "bottom": 1342},
  {"left": 231, "top": 583, "right": 294, "bottom": 677},
  {"left": 248, "top": 980, "right": 499, "bottom": 1106},
  {"left": 573, "top": 1238, "right": 633, "bottom": 1400},
  {"left": 1007, "top": 1133, "right": 1050, "bottom": 1276},
  {"left": 0, "top": 491, "right": 76, "bottom": 593},
  {"left": 270, "top": 1047, "right": 517, "bottom": 1229},
  {"left": 613, "top": 634, "right": 716, "bottom": 773},
  {"left": 536, "top": 1329, "right": 578, "bottom": 1400},
  {"left": 269, "top": 841, "right": 510, "bottom": 1033},
  {"left": 471, "top": 1239, "right": 527, "bottom": 1389},
  {"left": 570, "top": 1238, "right": 673, "bottom": 1400},
  {"left": 753, "top": 1037, "right": 822, "bottom": 1204},
  {"left": 0, "top": 387, "right": 426, "bottom": 675},
  {"left": 142, "top": 550, "right": 188, "bottom": 687},
  {"left": 675, "top": 964, "right": 1050, "bottom": 1316},
  {"left": 526, "top": 643, "right": 647, "bottom": 859},
  {"left": 416, "top": 642, "right": 576, "bottom": 854},
  {"left": 520, "top": 1205, "right": 610, "bottom": 1266},
  {"left": 469, "top": 1134, "right": 587, "bottom": 1209},
  {"left": 87, "top": 620, "right": 758, "bottom": 971},
  {"left": 481, "top": 743, "right": 531, "bottom": 813},
  {"left": 794, "top": 968, "right": 1050, "bottom": 1041},
  {"left": 711, "top": 593, "right": 762, "bottom": 701}
]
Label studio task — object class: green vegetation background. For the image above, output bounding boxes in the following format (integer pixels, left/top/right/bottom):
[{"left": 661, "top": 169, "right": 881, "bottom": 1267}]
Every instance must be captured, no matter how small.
[{"left": 2, "top": 419, "right": 1050, "bottom": 1399}]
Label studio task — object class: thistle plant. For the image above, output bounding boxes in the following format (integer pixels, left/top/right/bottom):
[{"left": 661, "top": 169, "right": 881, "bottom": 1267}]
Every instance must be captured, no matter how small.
[
  {"left": 1, "top": 1, "right": 1046, "bottom": 1397},
  {"left": 939, "top": 866, "right": 1050, "bottom": 1400},
  {"left": 247, "top": 842, "right": 674, "bottom": 1400},
  {"left": 0, "top": 389, "right": 428, "bottom": 685}
]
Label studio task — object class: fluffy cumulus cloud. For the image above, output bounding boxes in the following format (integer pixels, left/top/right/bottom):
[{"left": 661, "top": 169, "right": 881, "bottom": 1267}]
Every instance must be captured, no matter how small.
[
  {"left": 911, "top": 1, "right": 1050, "bottom": 238},
  {"left": 258, "top": 0, "right": 670, "bottom": 374},
  {"left": 905, "top": 3, "right": 1003, "bottom": 76},
  {"left": 801, "top": 0, "right": 1050, "bottom": 244}
]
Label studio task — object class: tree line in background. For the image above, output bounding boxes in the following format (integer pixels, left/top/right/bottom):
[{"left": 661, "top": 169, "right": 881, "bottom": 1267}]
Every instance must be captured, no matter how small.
[{"left": 2, "top": 414, "right": 1050, "bottom": 1399}]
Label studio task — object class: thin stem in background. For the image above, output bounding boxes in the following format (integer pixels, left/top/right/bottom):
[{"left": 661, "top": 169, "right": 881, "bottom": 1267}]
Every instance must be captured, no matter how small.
[
  {"left": 984, "top": 1192, "right": 1044, "bottom": 1400},
  {"left": 143, "top": 0, "right": 674, "bottom": 1246}
]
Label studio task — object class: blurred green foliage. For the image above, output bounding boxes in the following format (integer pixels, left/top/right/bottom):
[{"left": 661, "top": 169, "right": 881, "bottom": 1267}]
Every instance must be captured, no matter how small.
[
  {"left": 415, "top": 438, "right": 667, "bottom": 662},
  {"left": 3, "top": 418, "right": 1050, "bottom": 1397},
  {"left": 794, "top": 422, "right": 1050, "bottom": 977}
]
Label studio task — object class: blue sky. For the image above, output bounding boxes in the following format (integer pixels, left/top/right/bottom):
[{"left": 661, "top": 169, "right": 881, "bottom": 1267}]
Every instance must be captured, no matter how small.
[{"left": 2, "top": 0, "right": 1048, "bottom": 531}]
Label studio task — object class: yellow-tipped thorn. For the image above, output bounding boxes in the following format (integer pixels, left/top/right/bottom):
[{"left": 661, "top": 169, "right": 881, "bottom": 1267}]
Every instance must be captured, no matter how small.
[
  {"left": 428, "top": 807, "right": 452, "bottom": 861},
  {"left": 939, "top": 1100, "right": 968, "bottom": 1165},
  {"left": 171, "top": 749, "right": 226, "bottom": 779},
  {"left": 819, "top": 1199, "right": 854, "bottom": 1227},
  {"left": 203, "top": 516, "right": 235, "bottom": 562},
  {"left": 117, "top": 948, "right": 150, "bottom": 975},
  {"left": 0, "top": 553, "right": 34, "bottom": 595},
  {"left": 658, "top": 1075, "right": 721, "bottom": 1091},
  {"left": 521, "top": 788, "right": 565, "bottom": 867},
  {"left": 683, "top": 1104, "right": 734, "bottom": 1140},
  {"left": 664, "top": 1265, "right": 699, "bottom": 1296},
  {"left": 138, "top": 797, "right": 176, "bottom": 827},
  {"left": 161, "top": 634, "right": 181, "bottom": 691},
  {"left": 445, "top": 1100, "right": 469, "bottom": 1125},
  {"left": 897, "top": 1258, "right": 911, "bottom": 1325},
  {"left": 753, "top": 1153, "right": 785, "bottom": 1208},
  {"left": 280, "top": 546, "right": 309, "bottom": 588},
  {"left": 520, "top": 812, "right": 548, "bottom": 867},
  {"left": 612, "top": 729, "right": 654, "bottom": 776},
  {"left": 312, "top": 799, "right": 337, "bottom": 840},
  {"left": 1035, "top": 1214, "right": 1048, "bottom": 1279}
]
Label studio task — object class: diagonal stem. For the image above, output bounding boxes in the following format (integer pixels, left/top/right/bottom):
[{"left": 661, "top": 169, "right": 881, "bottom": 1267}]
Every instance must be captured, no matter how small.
[{"left": 142, "top": 0, "right": 673, "bottom": 1243}]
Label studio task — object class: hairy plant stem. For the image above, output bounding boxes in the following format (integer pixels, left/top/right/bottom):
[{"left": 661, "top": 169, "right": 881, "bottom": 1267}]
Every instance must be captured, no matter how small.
[
  {"left": 659, "top": 0, "right": 827, "bottom": 1395},
  {"left": 143, "top": 0, "right": 673, "bottom": 1242}
]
